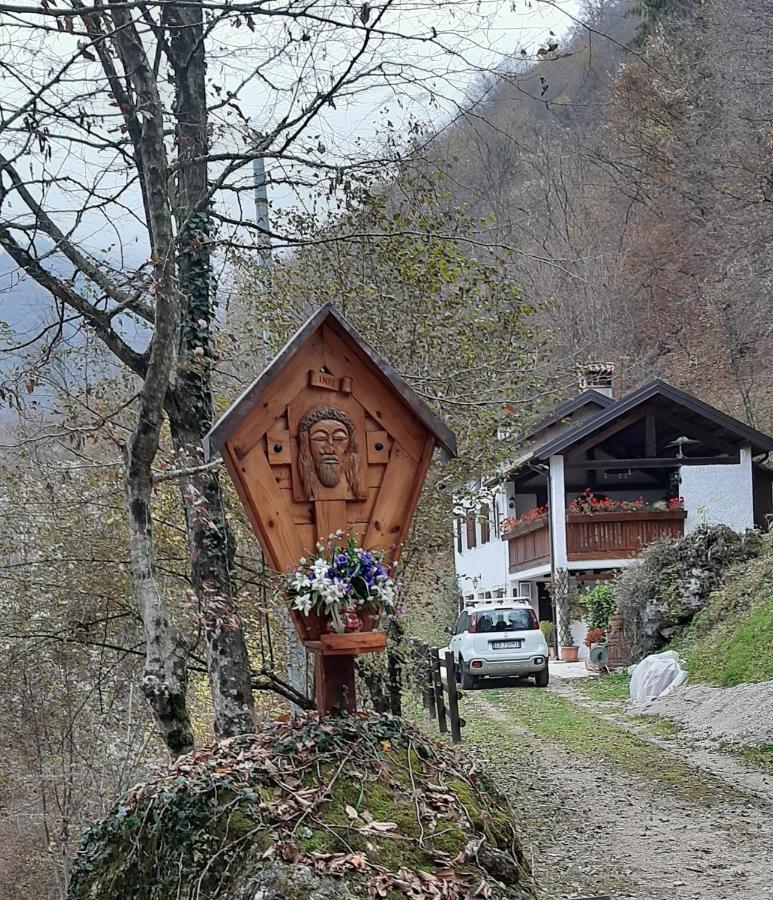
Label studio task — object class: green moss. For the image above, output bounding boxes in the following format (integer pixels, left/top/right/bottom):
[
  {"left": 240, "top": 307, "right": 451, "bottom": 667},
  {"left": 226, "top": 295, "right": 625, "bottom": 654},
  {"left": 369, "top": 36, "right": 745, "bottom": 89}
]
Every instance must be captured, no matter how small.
[
  {"left": 70, "top": 714, "right": 534, "bottom": 899},
  {"left": 429, "top": 823, "right": 467, "bottom": 856}
]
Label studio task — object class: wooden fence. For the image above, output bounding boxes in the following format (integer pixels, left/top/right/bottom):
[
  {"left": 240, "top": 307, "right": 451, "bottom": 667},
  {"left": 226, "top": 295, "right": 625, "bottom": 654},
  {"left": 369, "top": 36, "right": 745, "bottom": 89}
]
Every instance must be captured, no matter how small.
[{"left": 408, "top": 638, "right": 465, "bottom": 743}]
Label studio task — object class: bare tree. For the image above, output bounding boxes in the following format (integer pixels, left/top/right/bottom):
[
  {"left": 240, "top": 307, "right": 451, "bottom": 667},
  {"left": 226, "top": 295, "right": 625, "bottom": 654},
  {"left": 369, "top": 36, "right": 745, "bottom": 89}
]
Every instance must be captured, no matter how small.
[{"left": 0, "top": 0, "right": 530, "bottom": 752}]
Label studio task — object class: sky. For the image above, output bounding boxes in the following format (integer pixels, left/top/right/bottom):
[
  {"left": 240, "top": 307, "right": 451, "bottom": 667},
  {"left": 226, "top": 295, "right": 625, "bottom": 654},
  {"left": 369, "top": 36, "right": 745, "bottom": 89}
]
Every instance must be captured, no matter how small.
[{"left": 0, "top": 0, "right": 581, "bottom": 383}]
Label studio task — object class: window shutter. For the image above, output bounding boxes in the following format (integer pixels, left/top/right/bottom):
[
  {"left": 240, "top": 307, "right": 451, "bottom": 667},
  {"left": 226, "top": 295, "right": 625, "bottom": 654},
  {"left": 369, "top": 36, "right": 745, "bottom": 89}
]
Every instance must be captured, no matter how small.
[
  {"left": 466, "top": 516, "right": 477, "bottom": 549},
  {"left": 480, "top": 504, "right": 490, "bottom": 544}
]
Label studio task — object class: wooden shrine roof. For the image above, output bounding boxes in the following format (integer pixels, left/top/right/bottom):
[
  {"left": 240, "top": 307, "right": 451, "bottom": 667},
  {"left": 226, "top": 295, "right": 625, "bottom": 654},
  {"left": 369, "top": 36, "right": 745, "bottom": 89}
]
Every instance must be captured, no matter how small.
[{"left": 203, "top": 303, "right": 457, "bottom": 460}]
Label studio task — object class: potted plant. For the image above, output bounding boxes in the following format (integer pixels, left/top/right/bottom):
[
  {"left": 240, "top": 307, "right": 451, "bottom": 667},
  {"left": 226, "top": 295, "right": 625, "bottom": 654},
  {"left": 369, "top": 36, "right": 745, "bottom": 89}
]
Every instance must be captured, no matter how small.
[
  {"left": 539, "top": 620, "right": 556, "bottom": 659},
  {"left": 282, "top": 533, "right": 397, "bottom": 641},
  {"left": 583, "top": 582, "right": 617, "bottom": 633}
]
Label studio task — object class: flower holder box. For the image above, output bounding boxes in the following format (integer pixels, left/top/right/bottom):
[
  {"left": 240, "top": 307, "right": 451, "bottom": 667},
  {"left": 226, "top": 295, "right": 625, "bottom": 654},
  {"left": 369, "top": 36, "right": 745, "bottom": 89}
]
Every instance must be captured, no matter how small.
[
  {"left": 500, "top": 512, "right": 549, "bottom": 542},
  {"left": 565, "top": 509, "right": 687, "bottom": 524},
  {"left": 305, "top": 631, "right": 387, "bottom": 657}
]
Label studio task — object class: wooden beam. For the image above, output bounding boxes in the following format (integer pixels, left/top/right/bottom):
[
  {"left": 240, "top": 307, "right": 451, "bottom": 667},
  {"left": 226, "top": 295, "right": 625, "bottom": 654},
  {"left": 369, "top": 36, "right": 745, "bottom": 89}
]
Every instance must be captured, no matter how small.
[
  {"left": 566, "top": 455, "right": 740, "bottom": 470},
  {"left": 566, "top": 409, "right": 649, "bottom": 457},
  {"left": 645, "top": 413, "right": 657, "bottom": 458},
  {"left": 642, "top": 404, "right": 741, "bottom": 456}
]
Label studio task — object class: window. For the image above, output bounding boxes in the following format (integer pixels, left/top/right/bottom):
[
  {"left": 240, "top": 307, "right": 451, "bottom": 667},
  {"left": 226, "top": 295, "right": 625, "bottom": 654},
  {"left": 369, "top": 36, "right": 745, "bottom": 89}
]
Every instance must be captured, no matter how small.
[
  {"left": 455, "top": 611, "right": 471, "bottom": 635},
  {"left": 456, "top": 518, "right": 463, "bottom": 554},
  {"left": 470, "top": 608, "right": 539, "bottom": 633},
  {"left": 480, "top": 503, "right": 491, "bottom": 543},
  {"left": 466, "top": 516, "right": 477, "bottom": 549}
]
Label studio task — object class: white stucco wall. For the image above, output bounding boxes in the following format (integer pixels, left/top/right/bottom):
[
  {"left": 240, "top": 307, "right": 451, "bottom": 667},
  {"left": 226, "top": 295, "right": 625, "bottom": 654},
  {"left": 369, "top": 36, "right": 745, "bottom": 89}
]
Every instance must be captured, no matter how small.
[
  {"left": 680, "top": 446, "right": 754, "bottom": 533},
  {"left": 454, "top": 489, "right": 509, "bottom": 598}
]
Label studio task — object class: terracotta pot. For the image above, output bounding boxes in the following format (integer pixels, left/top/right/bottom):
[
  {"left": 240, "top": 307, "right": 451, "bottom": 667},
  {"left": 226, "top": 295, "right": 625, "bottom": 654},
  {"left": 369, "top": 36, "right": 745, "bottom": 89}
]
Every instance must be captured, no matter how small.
[
  {"left": 295, "top": 604, "right": 382, "bottom": 641},
  {"left": 548, "top": 646, "right": 557, "bottom": 660},
  {"left": 560, "top": 645, "right": 579, "bottom": 663},
  {"left": 359, "top": 606, "right": 381, "bottom": 632}
]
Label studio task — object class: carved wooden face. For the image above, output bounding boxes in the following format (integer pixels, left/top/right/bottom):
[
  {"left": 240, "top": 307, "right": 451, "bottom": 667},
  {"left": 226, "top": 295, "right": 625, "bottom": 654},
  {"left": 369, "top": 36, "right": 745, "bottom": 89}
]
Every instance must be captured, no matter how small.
[{"left": 309, "top": 417, "right": 351, "bottom": 488}]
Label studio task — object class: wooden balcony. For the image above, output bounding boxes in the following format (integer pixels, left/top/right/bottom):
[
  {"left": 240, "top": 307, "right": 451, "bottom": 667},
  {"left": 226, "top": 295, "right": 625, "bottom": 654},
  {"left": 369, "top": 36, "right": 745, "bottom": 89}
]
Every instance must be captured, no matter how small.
[
  {"left": 505, "top": 509, "right": 686, "bottom": 573},
  {"left": 503, "top": 514, "right": 550, "bottom": 572},
  {"left": 566, "top": 509, "right": 686, "bottom": 560}
]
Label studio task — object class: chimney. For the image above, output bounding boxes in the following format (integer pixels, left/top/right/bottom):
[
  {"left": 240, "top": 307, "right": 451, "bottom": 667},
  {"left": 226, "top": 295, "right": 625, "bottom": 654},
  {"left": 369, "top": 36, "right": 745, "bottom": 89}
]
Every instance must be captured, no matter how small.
[{"left": 578, "top": 362, "right": 615, "bottom": 398}]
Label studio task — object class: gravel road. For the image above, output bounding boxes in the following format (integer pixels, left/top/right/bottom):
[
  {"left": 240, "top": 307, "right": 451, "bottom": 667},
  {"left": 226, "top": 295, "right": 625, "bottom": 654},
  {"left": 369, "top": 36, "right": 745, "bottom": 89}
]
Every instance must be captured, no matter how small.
[{"left": 458, "top": 682, "right": 773, "bottom": 900}]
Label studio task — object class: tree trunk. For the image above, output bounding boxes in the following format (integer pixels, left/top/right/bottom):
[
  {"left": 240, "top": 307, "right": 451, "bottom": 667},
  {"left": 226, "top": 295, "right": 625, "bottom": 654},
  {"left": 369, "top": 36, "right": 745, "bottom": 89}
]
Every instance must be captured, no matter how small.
[
  {"left": 110, "top": 3, "right": 195, "bottom": 757},
  {"left": 167, "top": 402, "right": 255, "bottom": 737},
  {"left": 164, "top": 0, "right": 255, "bottom": 738},
  {"left": 127, "top": 456, "right": 195, "bottom": 757}
]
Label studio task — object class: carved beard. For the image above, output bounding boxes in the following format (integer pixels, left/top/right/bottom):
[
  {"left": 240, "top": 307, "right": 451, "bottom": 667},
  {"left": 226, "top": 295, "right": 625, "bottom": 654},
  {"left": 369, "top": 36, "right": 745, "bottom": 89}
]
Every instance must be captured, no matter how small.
[{"left": 316, "top": 458, "right": 342, "bottom": 488}]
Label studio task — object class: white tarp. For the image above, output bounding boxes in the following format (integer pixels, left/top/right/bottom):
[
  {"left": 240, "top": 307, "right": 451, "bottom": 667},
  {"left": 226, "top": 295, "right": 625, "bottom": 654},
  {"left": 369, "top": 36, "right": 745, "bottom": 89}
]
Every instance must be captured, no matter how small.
[{"left": 628, "top": 650, "right": 688, "bottom": 704}]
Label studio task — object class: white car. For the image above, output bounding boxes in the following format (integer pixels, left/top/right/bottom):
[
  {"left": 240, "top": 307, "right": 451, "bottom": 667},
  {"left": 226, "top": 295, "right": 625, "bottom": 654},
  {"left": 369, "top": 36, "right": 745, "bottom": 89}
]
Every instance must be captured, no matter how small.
[{"left": 448, "top": 599, "right": 550, "bottom": 689}]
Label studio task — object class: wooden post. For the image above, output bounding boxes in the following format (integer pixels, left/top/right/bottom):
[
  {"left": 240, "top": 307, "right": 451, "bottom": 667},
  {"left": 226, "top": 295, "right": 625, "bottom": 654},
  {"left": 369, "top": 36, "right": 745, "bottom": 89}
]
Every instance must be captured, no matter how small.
[
  {"left": 431, "top": 648, "right": 447, "bottom": 734},
  {"left": 444, "top": 650, "right": 462, "bottom": 744},
  {"left": 314, "top": 654, "right": 357, "bottom": 715},
  {"left": 424, "top": 644, "right": 437, "bottom": 720}
]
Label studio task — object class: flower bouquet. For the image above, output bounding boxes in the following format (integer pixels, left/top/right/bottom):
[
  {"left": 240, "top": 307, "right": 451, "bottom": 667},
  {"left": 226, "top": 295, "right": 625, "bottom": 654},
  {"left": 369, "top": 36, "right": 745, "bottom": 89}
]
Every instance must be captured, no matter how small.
[{"left": 283, "top": 533, "right": 397, "bottom": 639}]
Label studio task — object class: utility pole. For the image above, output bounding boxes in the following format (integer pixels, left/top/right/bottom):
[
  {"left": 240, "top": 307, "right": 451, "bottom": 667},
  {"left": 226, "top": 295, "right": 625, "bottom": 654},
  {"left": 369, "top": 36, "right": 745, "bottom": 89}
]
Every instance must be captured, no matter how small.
[
  {"left": 252, "top": 148, "right": 306, "bottom": 704},
  {"left": 252, "top": 154, "right": 272, "bottom": 274}
]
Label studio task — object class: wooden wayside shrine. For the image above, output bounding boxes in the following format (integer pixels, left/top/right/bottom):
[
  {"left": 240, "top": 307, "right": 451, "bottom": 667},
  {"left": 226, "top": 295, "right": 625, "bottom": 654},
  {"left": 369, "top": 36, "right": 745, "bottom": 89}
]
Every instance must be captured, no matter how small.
[{"left": 203, "top": 304, "right": 456, "bottom": 716}]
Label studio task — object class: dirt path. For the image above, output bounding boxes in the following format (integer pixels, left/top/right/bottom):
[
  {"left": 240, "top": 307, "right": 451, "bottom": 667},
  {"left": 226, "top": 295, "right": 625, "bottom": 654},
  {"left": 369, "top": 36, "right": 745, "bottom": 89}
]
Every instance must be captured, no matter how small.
[
  {"left": 549, "top": 677, "right": 773, "bottom": 806},
  {"left": 458, "top": 682, "right": 773, "bottom": 900}
]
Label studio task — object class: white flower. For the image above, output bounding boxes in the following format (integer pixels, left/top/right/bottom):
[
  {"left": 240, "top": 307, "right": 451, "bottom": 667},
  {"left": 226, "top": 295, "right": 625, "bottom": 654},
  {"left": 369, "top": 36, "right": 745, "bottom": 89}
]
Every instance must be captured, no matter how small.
[
  {"left": 291, "top": 572, "right": 311, "bottom": 592},
  {"left": 292, "top": 593, "right": 313, "bottom": 616},
  {"left": 312, "top": 558, "right": 329, "bottom": 579}
]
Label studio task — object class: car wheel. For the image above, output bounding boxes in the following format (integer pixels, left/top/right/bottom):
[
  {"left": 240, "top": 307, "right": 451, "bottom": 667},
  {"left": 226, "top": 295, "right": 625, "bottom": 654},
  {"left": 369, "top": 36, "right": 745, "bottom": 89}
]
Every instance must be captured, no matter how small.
[
  {"left": 460, "top": 659, "right": 477, "bottom": 690},
  {"left": 534, "top": 665, "right": 549, "bottom": 688}
]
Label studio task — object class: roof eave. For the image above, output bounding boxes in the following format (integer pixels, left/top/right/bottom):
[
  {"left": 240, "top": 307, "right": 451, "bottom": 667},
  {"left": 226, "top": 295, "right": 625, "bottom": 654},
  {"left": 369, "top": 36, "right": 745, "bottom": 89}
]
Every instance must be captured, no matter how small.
[{"left": 533, "top": 378, "right": 773, "bottom": 459}]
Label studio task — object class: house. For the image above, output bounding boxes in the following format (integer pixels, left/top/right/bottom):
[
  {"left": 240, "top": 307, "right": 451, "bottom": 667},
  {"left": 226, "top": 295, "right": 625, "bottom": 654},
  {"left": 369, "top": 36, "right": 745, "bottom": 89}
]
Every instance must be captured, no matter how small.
[{"left": 453, "top": 370, "right": 773, "bottom": 658}]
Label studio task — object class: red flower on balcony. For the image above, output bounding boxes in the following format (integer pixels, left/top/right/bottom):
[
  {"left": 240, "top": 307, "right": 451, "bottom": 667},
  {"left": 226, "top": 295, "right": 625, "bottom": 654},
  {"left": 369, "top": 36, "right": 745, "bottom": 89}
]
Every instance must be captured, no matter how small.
[
  {"left": 501, "top": 503, "right": 548, "bottom": 534},
  {"left": 569, "top": 488, "right": 684, "bottom": 514}
]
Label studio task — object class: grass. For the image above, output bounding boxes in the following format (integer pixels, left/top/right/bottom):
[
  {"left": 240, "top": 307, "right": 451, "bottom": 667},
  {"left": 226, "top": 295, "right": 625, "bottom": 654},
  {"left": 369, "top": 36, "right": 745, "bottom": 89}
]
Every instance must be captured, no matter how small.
[
  {"left": 676, "top": 547, "right": 773, "bottom": 686},
  {"left": 682, "top": 599, "right": 773, "bottom": 685},
  {"left": 739, "top": 744, "right": 773, "bottom": 775},
  {"left": 478, "top": 686, "right": 727, "bottom": 803},
  {"left": 634, "top": 714, "right": 679, "bottom": 738},
  {"left": 575, "top": 673, "right": 630, "bottom": 701}
]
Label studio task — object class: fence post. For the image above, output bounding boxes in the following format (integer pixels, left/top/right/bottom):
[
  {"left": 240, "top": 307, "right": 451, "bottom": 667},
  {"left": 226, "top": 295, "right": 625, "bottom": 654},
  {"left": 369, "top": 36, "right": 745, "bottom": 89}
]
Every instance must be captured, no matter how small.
[
  {"left": 430, "top": 648, "right": 448, "bottom": 733},
  {"left": 423, "top": 644, "right": 436, "bottom": 719},
  {"left": 444, "top": 650, "right": 462, "bottom": 744}
]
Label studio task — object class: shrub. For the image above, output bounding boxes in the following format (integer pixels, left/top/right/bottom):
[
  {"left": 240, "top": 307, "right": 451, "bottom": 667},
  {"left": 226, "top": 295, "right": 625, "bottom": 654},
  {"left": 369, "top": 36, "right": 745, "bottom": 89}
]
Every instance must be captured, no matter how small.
[
  {"left": 539, "top": 620, "right": 555, "bottom": 644},
  {"left": 583, "top": 582, "right": 617, "bottom": 631}
]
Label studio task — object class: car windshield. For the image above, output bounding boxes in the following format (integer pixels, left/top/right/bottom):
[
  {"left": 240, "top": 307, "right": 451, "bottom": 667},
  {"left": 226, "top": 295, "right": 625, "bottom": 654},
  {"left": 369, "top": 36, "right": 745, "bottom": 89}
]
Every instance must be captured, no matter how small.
[{"left": 471, "top": 608, "right": 536, "bottom": 633}]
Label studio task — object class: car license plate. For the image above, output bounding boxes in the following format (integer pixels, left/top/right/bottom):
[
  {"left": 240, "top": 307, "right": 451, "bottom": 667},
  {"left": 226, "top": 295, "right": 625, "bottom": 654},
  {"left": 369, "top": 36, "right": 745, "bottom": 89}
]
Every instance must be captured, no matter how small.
[{"left": 491, "top": 640, "right": 522, "bottom": 650}]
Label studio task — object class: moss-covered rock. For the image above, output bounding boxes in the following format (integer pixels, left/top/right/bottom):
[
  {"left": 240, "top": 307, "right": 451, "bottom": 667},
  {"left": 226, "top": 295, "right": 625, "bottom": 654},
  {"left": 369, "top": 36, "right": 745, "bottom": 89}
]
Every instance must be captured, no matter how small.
[
  {"left": 69, "top": 714, "right": 535, "bottom": 899},
  {"left": 614, "top": 524, "right": 764, "bottom": 656}
]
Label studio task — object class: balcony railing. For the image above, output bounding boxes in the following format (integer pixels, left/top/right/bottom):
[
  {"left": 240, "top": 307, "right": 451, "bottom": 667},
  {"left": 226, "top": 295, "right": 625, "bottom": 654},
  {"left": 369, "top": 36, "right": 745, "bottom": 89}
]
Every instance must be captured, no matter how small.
[
  {"left": 504, "top": 509, "right": 687, "bottom": 573},
  {"left": 566, "top": 509, "right": 686, "bottom": 560},
  {"left": 503, "top": 514, "right": 550, "bottom": 571}
]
